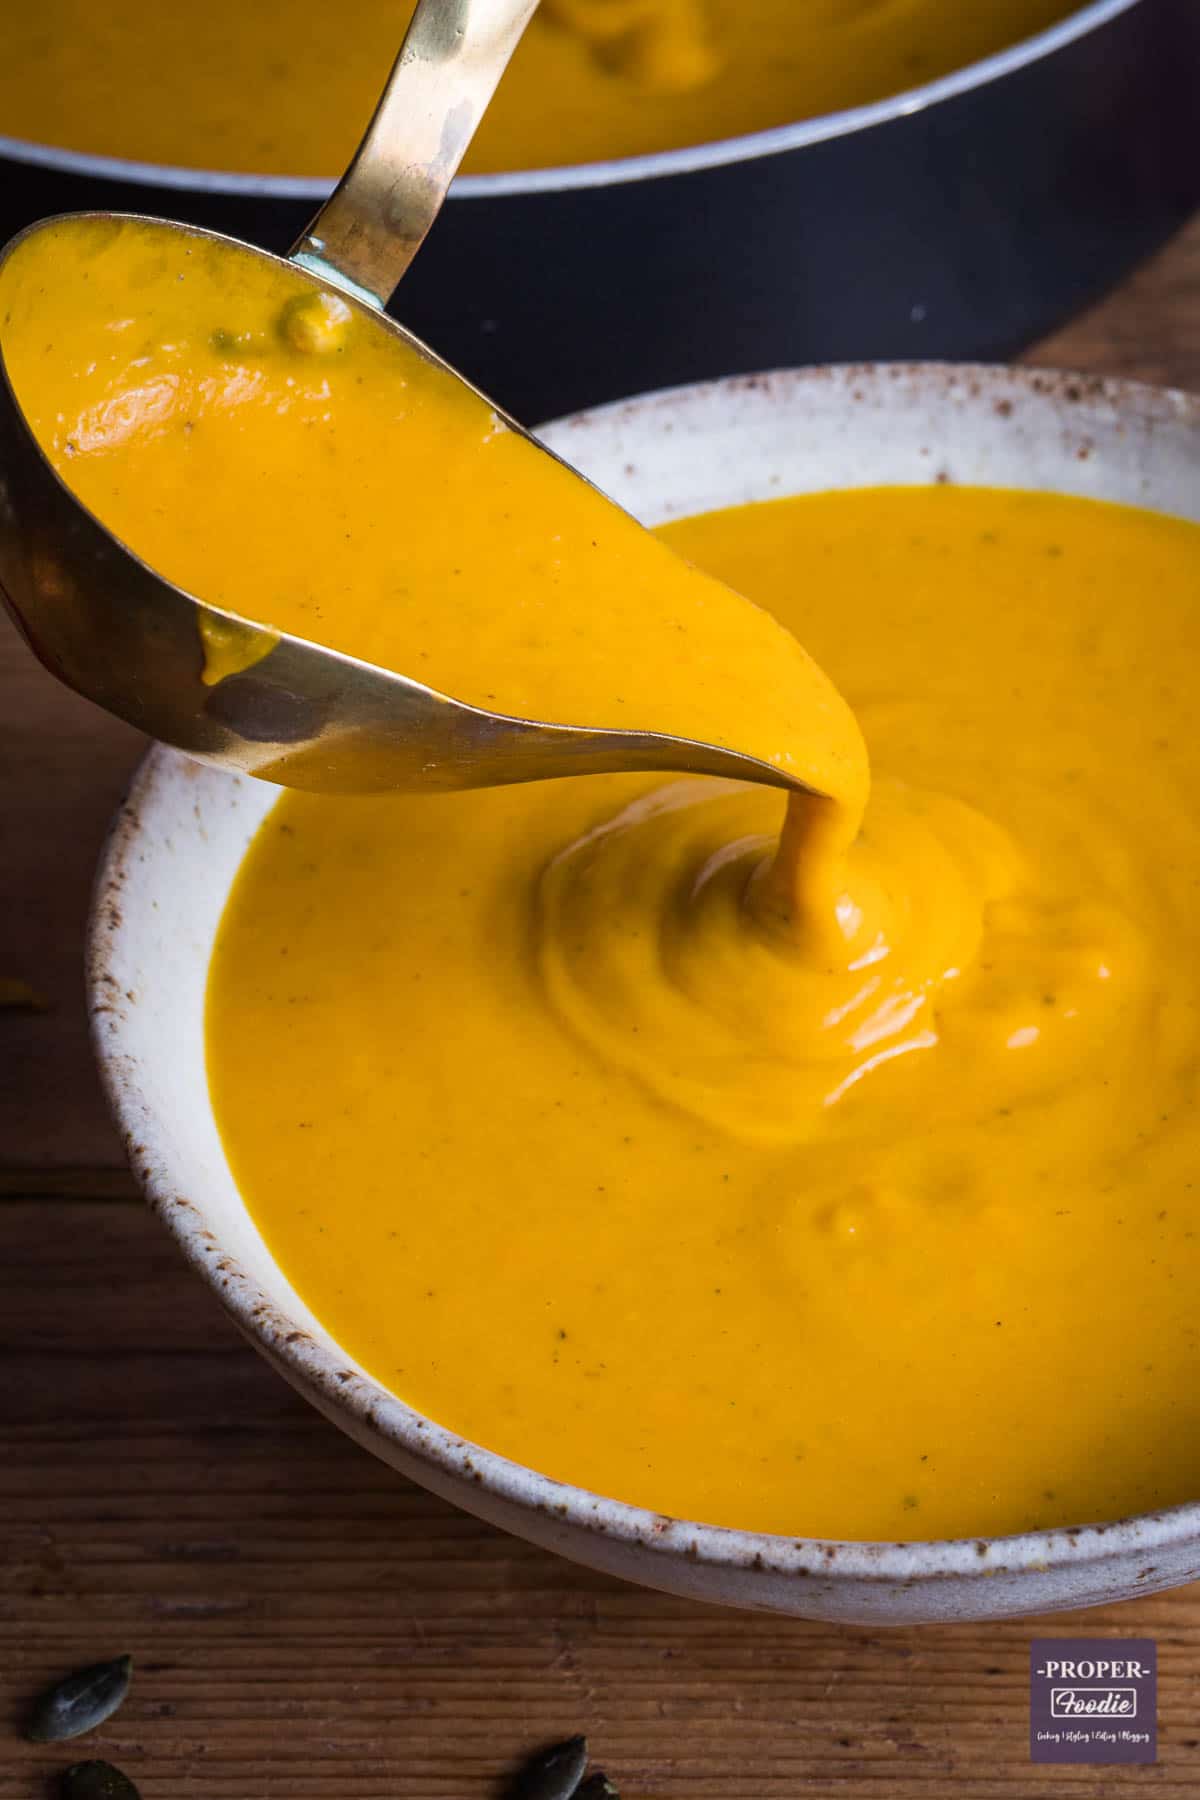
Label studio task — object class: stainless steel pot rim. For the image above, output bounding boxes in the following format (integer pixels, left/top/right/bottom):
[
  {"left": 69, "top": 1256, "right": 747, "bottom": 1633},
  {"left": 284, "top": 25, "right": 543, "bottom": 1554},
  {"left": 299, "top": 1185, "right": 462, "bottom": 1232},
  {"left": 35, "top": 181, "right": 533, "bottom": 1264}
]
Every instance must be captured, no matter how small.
[
  {"left": 87, "top": 354, "right": 1200, "bottom": 1593},
  {"left": 0, "top": 0, "right": 1136, "bottom": 202}
]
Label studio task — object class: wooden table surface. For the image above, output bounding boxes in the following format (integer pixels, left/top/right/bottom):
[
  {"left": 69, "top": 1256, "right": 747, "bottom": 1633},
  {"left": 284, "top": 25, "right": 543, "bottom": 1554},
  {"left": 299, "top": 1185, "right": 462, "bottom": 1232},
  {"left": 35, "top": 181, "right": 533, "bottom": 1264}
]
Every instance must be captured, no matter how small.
[{"left": 5, "top": 219, "right": 1200, "bottom": 1799}]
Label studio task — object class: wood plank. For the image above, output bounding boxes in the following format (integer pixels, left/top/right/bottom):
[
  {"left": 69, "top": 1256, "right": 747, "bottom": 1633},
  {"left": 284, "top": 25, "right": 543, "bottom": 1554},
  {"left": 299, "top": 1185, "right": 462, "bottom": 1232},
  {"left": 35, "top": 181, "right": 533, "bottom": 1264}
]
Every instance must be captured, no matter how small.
[
  {"left": 0, "top": 611, "right": 141, "bottom": 1176},
  {"left": 1022, "top": 214, "right": 1200, "bottom": 391},
  {"left": 4, "top": 1197, "right": 1200, "bottom": 1799}
]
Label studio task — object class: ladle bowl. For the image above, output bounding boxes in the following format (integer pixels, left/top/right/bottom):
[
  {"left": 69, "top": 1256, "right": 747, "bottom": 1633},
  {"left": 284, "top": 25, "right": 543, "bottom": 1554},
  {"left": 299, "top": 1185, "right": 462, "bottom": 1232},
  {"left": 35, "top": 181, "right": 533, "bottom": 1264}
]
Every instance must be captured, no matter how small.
[{"left": 0, "top": 0, "right": 816, "bottom": 799}]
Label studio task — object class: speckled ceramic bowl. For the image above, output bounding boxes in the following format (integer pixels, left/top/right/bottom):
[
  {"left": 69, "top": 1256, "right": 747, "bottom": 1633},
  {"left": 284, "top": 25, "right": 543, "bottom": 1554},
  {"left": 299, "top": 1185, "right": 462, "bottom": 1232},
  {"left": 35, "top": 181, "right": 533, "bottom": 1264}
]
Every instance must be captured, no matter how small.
[{"left": 89, "top": 363, "right": 1200, "bottom": 1622}]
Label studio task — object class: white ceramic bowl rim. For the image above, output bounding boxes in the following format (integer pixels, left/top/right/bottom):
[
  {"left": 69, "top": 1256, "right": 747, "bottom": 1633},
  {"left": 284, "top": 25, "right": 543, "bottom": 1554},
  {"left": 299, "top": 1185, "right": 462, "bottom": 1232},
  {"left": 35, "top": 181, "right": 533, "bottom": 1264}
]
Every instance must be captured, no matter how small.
[
  {"left": 88, "top": 359, "right": 1200, "bottom": 1600},
  {"left": 0, "top": 0, "right": 1136, "bottom": 199}
]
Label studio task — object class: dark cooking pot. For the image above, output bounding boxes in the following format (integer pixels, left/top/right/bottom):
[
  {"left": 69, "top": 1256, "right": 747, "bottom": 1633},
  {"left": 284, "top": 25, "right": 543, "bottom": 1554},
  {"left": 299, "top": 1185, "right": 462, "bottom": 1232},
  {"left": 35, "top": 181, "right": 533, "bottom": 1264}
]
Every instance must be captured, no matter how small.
[{"left": 0, "top": 0, "right": 1196, "bottom": 421}]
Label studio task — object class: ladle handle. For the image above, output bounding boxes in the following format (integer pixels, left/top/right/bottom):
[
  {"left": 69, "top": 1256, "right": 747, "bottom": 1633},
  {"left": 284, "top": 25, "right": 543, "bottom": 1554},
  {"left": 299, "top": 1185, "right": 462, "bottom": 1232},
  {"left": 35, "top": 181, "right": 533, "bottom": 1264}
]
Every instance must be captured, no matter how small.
[{"left": 290, "top": 0, "right": 538, "bottom": 308}]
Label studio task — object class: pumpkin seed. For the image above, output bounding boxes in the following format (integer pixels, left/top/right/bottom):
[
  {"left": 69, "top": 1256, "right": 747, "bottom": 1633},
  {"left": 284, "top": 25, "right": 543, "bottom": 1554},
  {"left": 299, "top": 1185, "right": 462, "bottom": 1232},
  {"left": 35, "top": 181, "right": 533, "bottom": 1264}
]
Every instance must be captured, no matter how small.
[
  {"left": 26, "top": 1656, "right": 133, "bottom": 1743},
  {"left": 511, "top": 1733, "right": 589, "bottom": 1800},
  {"left": 576, "top": 1775, "right": 620, "bottom": 1799},
  {"left": 60, "top": 1763, "right": 142, "bottom": 1800}
]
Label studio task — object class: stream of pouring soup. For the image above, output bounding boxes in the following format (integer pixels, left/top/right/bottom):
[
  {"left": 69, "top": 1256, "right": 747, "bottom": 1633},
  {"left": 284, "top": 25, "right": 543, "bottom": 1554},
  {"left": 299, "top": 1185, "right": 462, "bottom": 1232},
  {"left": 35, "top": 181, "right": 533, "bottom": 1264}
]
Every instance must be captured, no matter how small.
[{"left": 7, "top": 218, "right": 1200, "bottom": 1538}]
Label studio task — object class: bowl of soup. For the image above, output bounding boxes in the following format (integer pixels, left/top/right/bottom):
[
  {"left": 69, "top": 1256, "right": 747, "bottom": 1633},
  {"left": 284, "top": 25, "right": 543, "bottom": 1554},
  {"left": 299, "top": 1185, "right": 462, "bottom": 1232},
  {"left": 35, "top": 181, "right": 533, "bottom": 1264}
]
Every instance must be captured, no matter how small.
[
  {"left": 2, "top": 0, "right": 1199, "bottom": 420},
  {"left": 77, "top": 352, "right": 1200, "bottom": 1624}
]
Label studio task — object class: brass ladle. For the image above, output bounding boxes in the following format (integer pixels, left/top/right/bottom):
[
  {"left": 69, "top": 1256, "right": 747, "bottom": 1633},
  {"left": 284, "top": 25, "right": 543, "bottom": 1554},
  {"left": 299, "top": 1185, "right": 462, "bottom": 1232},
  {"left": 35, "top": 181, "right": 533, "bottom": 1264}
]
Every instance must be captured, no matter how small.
[{"left": 0, "top": 0, "right": 818, "bottom": 799}]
